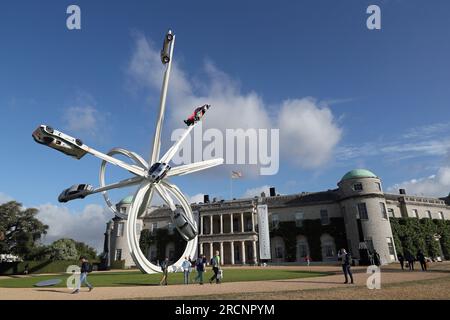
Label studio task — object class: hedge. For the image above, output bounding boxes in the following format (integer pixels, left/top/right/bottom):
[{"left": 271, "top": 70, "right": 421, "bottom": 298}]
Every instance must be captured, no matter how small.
[
  {"left": 0, "top": 260, "right": 81, "bottom": 275},
  {"left": 110, "top": 260, "right": 126, "bottom": 270},
  {"left": 390, "top": 218, "right": 450, "bottom": 259}
]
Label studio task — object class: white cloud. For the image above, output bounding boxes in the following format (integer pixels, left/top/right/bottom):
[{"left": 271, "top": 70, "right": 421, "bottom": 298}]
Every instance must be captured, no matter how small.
[
  {"left": 387, "top": 166, "right": 450, "bottom": 198},
  {"left": 278, "top": 98, "right": 342, "bottom": 168},
  {"left": 0, "top": 192, "right": 13, "bottom": 204},
  {"left": 37, "top": 203, "right": 111, "bottom": 252},
  {"left": 62, "top": 105, "right": 103, "bottom": 136},
  {"left": 126, "top": 33, "right": 342, "bottom": 169},
  {"left": 188, "top": 193, "right": 205, "bottom": 204},
  {"left": 242, "top": 185, "right": 272, "bottom": 198}
]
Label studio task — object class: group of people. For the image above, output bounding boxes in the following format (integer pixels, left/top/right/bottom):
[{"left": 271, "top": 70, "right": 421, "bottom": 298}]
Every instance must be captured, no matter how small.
[
  {"left": 159, "top": 250, "right": 222, "bottom": 286},
  {"left": 397, "top": 250, "right": 428, "bottom": 271}
]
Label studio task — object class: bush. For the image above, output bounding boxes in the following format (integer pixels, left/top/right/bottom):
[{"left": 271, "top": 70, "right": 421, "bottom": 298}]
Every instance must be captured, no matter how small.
[{"left": 110, "top": 260, "right": 125, "bottom": 270}]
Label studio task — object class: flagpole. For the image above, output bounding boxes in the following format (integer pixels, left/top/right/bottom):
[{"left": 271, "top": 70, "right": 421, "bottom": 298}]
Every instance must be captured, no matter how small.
[{"left": 230, "top": 175, "right": 233, "bottom": 200}]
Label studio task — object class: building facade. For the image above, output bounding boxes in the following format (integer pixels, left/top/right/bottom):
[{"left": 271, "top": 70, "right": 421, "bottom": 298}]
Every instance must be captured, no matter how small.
[{"left": 104, "top": 169, "right": 450, "bottom": 268}]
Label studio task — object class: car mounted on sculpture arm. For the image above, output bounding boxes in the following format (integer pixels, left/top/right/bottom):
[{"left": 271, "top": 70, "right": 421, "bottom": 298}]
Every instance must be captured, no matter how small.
[
  {"left": 160, "top": 30, "right": 174, "bottom": 64},
  {"left": 58, "top": 184, "right": 94, "bottom": 203},
  {"left": 184, "top": 104, "right": 211, "bottom": 126},
  {"left": 172, "top": 208, "right": 198, "bottom": 241},
  {"left": 32, "top": 125, "right": 87, "bottom": 160},
  {"left": 148, "top": 162, "right": 171, "bottom": 183}
]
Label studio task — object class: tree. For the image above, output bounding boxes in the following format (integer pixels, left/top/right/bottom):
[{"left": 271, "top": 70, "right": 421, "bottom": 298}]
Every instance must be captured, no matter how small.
[
  {"left": 75, "top": 241, "right": 97, "bottom": 260},
  {"left": 49, "top": 238, "right": 79, "bottom": 260},
  {"left": 0, "top": 201, "right": 48, "bottom": 258}
]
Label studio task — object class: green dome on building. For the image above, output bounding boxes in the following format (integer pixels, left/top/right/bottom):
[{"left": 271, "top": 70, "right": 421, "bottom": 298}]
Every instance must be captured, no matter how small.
[
  {"left": 341, "top": 169, "right": 377, "bottom": 181},
  {"left": 118, "top": 195, "right": 133, "bottom": 205}
]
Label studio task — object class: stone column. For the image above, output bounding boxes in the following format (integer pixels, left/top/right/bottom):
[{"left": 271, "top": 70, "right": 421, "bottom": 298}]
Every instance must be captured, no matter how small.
[
  {"left": 220, "top": 242, "right": 224, "bottom": 265},
  {"left": 220, "top": 215, "right": 223, "bottom": 234},
  {"left": 241, "top": 213, "right": 245, "bottom": 233},
  {"left": 230, "top": 213, "right": 234, "bottom": 234},
  {"left": 199, "top": 242, "right": 204, "bottom": 255},
  {"left": 209, "top": 242, "right": 213, "bottom": 260},
  {"left": 200, "top": 215, "right": 204, "bottom": 235},
  {"left": 210, "top": 216, "right": 213, "bottom": 235},
  {"left": 241, "top": 241, "right": 246, "bottom": 264},
  {"left": 251, "top": 212, "right": 255, "bottom": 232},
  {"left": 252, "top": 241, "right": 258, "bottom": 265},
  {"left": 230, "top": 241, "right": 235, "bottom": 265}
]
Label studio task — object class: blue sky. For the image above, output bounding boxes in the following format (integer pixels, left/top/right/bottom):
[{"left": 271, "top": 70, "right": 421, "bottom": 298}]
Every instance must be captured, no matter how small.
[{"left": 1, "top": 0, "right": 450, "bottom": 250}]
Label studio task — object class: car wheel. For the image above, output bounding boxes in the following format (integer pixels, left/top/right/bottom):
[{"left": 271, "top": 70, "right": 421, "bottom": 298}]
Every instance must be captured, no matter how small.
[
  {"left": 46, "top": 126, "right": 54, "bottom": 134},
  {"left": 75, "top": 139, "right": 83, "bottom": 146},
  {"left": 166, "top": 34, "right": 173, "bottom": 41},
  {"left": 162, "top": 56, "right": 170, "bottom": 64}
]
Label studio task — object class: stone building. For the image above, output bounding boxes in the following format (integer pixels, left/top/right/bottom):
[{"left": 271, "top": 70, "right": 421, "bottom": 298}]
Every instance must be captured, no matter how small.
[{"left": 104, "top": 169, "right": 450, "bottom": 268}]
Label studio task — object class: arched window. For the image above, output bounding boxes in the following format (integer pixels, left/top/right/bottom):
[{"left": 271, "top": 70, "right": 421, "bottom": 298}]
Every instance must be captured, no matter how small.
[
  {"left": 270, "top": 236, "right": 285, "bottom": 261},
  {"left": 296, "top": 235, "right": 309, "bottom": 261},
  {"left": 320, "top": 234, "right": 336, "bottom": 261},
  {"left": 165, "top": 242, "right": 175, "bottom": 261}
]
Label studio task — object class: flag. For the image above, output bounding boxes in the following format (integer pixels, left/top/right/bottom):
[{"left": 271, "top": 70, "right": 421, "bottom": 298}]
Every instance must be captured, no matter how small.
[{"left": 231, "top": 171, "right": 243, "bottom": 179}]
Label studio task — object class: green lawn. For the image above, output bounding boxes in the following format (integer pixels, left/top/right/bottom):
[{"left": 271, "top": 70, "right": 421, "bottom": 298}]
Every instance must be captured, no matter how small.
[{"left": 0, "top": 269, "right": 327, "bottom": 288}]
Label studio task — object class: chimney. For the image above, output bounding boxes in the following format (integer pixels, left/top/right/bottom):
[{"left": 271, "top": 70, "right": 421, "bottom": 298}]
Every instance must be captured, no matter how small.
[
  {"left": 204, "top": 195, "right": 210, "bottom": 203},
  {"left": 399, "top": 189, "right": 406, "bottom": 195},
  {"left": 270, "top": 187, "right": 276, "bottom": 197}
]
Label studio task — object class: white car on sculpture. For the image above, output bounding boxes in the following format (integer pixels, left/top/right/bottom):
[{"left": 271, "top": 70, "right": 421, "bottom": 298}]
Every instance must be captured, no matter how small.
[
  {"left": 32, "top": 125, "right": 87, "bottom": 160},
  {"left": 58, "top": 184, "right": 94, "bottom": 203}
]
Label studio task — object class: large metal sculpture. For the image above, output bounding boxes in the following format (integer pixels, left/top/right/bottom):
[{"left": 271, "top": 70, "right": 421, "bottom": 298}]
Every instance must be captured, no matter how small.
[{"left": 32, "top": 30, "right": 223, "bottom": 274}]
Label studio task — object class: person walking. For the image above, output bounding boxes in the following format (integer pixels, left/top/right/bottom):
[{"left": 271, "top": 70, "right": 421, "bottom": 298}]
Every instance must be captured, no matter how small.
[
  {"left": 338, "top": 248, "right": 354, "bottom": 284},
  {"left": 72, "top": 256, "right": 93, "bottom": 294},
  {"left": 194, "top": 255, "right": 206, "bottom": 285},
  {"left": 373, "top": 250, "right": 381, "bottom": 267},
  {"left": 397, "top": 253, "right": 405, "bottom": 270},
  {"left": 209, "top": 251, "right": 221, "bottom": 284},
  {"left": 182, "top": 256, "right": 192, "bottom": 284},
  {"left": 305, "top": 255, "right": 311, "bottom": 267},
  {"left": 160, "top": 257, "right": 169, "bottom": 286},
  {"left": 406, "top": 251, "right": 415, "bottom": 271},
  {"left": 417, "top": 250, "right": 427, "bottom": 271}
]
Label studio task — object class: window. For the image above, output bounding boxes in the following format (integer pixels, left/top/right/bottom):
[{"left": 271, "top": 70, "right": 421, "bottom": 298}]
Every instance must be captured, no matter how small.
[
  {"left": 412, "top": 209, "right": 419, "bottom": 218},
  {"left": 119, "top": 207, "right": 126, "bottom": 214},
  {"left": 387, "top": 237, "right": 395, "bottom": 256},
  {"left": 353, "top": 183, "right": 363, "bottom": 191},
  {"left": 387, "top": 208, "right": 395, "bottom": 218},
  {"left": 426, "top": 211, "right": 432, "bottom": 219},
  {"left": 380, "top": 202, "right": 388, "bottom": 220},
  {"left": 295, "top": 212, "right": 304, "bottom": 227},
  {"left": 117, "top": 222, "right": 124, "bottom": 237},
  {"left": 168, "top": 222, "right": 174, "bottom": 235},
  {"left": 275, "top": 246, "right": 284, "bottom": 259},
  {"left": 271, "top": 214, "right": 280, "bottom": 229},
  {"left": 115, "top": 249, "right": 122, "bottom": 261},
  {"left": 324, "top": 245, "right": 334, "bottom": 257},
  {"left": 151, "top": 223, "right": 158, "bottom": 234},
  {"left": 376, "top": 182, "right": 382, "bottom": 192},
  {"left": 439, "top": 212, "right": 444, "bottom": 220},
  {"left": 320, "top": 210, "right": 329, "bottom": 225},
  {"left": 365, "top": 239, "right": 374, "bottom": 252},
  {"left": 357, "top": 203, "right": 368, "bottom": 220}
]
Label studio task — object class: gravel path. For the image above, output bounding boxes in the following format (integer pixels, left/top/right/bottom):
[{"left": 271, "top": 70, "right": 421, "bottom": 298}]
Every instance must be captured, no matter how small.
[{"left": 1, "top": 263, "right": 449, "bottom": 300}]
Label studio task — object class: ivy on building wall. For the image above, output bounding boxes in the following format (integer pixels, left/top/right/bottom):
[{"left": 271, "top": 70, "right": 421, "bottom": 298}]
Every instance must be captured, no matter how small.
[
  {"left": 139, "top": 228, "right": 185, "bottom": 262},
  {"left": 390, "top": 218, "right": 450, "bottom": 259},
  {"left": 271, "top": 218, "right": 347, "bottom": 262}
]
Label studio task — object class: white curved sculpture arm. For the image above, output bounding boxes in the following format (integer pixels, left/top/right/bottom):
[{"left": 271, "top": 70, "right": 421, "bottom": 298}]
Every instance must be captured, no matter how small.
[
  {"left": 150, "top": 35, "right": 176, "bottom": 166},
  {"left": 159, "top": 125, "right": 195, "bottom": 164},
  {"left": 83, "top": 145, "right": 147, "bottom": 178},
  {"left": 91, "top": 176, "right": 144, "bottom": 194},
  {"left": 155, "top": 184, "right": 176, "bottom": 211},
  {"left": 167, "top": 158, "right": 224, "bottom": 177}
]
